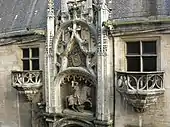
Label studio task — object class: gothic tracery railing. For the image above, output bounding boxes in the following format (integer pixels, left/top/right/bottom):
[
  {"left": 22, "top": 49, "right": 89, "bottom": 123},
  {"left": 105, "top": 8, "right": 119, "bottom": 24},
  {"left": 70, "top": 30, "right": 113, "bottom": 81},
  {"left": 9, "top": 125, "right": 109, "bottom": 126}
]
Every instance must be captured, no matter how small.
[
  {"left": 11, "top": 70, "right": 43, "bottom": 101},
  {"left": 12, "top": 70, "right": 42, "bottom": 87},
  {"left": 116, "top": 71, "right": 164, "bottom": 93},
  {"left": 116, "top": 71, "right": 165, "bottom": 112}
]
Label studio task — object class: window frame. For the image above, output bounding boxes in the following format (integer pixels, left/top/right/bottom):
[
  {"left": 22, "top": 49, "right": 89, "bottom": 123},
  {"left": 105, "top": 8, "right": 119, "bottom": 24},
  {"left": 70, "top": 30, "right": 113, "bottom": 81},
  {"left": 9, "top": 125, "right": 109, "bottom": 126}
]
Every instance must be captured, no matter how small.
[
  {"left": 22, "top": 47, "right": 40, "bottom": 70},
  {"left": 124, "top": 37, "right": 161, "bottom": 72}
]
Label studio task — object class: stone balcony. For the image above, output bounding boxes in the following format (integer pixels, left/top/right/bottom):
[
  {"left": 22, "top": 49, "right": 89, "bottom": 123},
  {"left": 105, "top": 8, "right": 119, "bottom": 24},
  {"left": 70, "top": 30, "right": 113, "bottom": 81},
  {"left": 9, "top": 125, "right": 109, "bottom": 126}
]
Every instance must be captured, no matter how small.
[
  {"left": 11, "top": 70, "right": 43, "bottom": 101},
  {"left": 116, "top": 71, "right": 165, "bottom": 112}
]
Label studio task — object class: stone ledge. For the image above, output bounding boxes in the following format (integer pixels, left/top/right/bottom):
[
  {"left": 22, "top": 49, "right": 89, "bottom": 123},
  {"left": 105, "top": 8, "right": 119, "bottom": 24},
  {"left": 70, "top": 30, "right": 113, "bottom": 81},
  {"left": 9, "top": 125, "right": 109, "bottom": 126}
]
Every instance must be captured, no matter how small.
[
  {"left": 62, "top": 109, "right": 95, "bottom": 121},
  {"left": 94, "top": 120, "right": 113, "bottom": 127}
]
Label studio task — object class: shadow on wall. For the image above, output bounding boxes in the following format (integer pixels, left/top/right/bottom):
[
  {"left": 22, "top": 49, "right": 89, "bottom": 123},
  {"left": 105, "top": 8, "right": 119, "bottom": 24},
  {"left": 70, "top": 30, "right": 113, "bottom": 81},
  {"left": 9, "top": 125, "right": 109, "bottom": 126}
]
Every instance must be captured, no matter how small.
[{"left": 18, "top": 94, "right": 31, "bottom": 127}]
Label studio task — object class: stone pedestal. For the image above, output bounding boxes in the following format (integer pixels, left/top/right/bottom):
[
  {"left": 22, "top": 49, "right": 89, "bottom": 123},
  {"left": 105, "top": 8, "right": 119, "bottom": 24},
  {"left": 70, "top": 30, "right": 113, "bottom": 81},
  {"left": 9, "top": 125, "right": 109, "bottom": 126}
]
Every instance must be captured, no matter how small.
[
  {"left": 94, "top": 120, "right": 113, "bottom": 127},
  {"left": 62, "top": 109, "right": 95, "bottom": 121}
]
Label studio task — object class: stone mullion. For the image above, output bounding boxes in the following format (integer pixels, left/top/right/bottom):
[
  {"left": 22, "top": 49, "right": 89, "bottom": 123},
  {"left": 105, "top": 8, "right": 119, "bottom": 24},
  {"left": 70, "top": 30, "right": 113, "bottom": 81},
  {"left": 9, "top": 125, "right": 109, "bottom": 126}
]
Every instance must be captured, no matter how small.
[
  {"left": 104, "top": 34, "right": 114, "bottom": 122},
  {"left": 108, "top": 35, "right": 114, "bottom": 121},
  {"left": 49, "top": 33, "right": 55, "bottom": 112},
  {"left": 44, "top": 38, "right": 50, "bottom": 112},
  {"left": 96, "top": 4, "right": 104, "bottom": 119},
  {"left": 97, "top": 53, "right": 105, "bottom": 120},
  {"left": 103, "top": 31, "right": 110, "bottom": 121},
  {"left": 45, "top": 0, "right": 55, "bottom": 113},
  {"left": 96, "top": 2, "right": 113, "bottom": 126}
]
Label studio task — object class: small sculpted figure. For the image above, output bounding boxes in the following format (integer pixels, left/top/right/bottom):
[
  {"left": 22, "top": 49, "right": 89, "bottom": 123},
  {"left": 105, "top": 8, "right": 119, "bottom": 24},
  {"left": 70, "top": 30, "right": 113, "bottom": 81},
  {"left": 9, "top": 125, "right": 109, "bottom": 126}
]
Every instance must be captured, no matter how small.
[
  {"left": 67, "top": 80, "right": 92, "bottom": 112},
  {"left": 68, "top": 81, "right": 81, "bottom": 112}
]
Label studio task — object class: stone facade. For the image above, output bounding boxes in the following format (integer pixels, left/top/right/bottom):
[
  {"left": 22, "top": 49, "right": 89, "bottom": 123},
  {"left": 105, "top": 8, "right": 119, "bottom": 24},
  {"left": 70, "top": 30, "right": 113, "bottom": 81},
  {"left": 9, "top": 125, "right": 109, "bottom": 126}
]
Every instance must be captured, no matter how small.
[
  {"left": 114, "top": 34, "right": 170, "bottom": 127},
  {"left": 1, "top": 0, "right": 170, "bottom": 127},
  {"left": 0, "top": 34, "right": 45, "bottom": 127}
]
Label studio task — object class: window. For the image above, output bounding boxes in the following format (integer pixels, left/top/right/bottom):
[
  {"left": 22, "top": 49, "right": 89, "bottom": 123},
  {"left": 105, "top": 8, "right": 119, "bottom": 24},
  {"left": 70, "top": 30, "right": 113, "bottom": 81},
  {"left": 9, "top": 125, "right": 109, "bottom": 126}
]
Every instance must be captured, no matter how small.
[
  {"left": 22, "top": 48, "right": 39, "bottom": 70},
  {"left": 126, "top": 40, "right": 157, "bottom": 72}
]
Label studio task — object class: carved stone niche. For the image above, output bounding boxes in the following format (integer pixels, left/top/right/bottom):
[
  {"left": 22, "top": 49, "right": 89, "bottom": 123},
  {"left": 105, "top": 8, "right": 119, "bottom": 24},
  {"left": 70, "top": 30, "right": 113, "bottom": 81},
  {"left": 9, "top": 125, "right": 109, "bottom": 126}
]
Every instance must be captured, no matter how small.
[
  {"left": 11, "top": 70, "right": 43, "bottom": 101},
  {"left": 60, "top": 71, "right": 96, "bottom": 118},
  {"left": 116, "top": 71, "right": 165, "bottom": 113}
]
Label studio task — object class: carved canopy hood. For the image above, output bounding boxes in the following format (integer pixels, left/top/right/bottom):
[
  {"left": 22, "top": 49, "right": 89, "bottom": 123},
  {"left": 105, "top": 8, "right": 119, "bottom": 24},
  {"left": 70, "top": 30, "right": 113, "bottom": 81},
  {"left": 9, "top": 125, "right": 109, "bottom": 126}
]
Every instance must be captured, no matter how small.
[{"left": 52, "top": 0, "right": 98, "bottom": 116}]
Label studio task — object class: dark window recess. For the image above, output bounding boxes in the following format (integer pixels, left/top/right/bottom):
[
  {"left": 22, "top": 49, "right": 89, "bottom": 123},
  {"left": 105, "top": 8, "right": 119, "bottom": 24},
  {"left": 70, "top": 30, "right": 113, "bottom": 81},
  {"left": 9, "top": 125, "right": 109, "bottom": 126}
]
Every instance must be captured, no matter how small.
[
  {"left": 22, "top": 48, "right": 40, "bottom": 70},
  {"left": 23, "top": 48, "right": 29, "bottom": 58},
  {"left": 32, "top": 48, "right": 39, "bottom": 57},
  {"left": 23, "top": 60, "right": 30, "bottom": 70},
  {"left": 142, "top": 41, "right": 156, "bottom": 54},
  {"left": 127, "top": 41, "right": 140, "bottom": 55},
  {"left": 127, "top": 57, "right": 140, "bottom": 71},
  {"left": 143, "top": 56, "right": 157, "bottom": 71},
  {"left": 126, "top": 41, "right": 157, "bottom": 72},
  {"left": 32, "top": 59, "right": 39, "bottom": 70}
]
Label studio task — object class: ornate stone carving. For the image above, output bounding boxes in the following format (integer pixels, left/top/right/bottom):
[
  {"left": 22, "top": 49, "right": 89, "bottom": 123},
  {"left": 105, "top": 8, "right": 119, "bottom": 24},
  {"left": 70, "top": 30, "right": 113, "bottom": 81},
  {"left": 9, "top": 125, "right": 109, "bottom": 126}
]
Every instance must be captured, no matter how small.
[
  {"left": 54, "top": 117, "right": 95, "bottom": 127},
  {"left": 59, "top": 73, "right": 95, "bottom": 113},
  {"left": 67, "top": 81, "right": 92, "bottom": 112},
  {"left": 53, "top": 0, "right": 97, "bottom": 116},
  {"left": 56, "top": 34, "right": 96, "bottom": 76},
  {"left": 11, "top": 71, "right": 43, "bottom": 101},
  {"left": 65, "top": 79, "right": 92, "bottom": 112},
  {"left": 97, "top": 28, "right": 109, "bottom": 56},
  {"left": 116, "top": 71, "right": 165, "bottom": 112},
  {"left": 87, "top": 53, "right": 97, "bottom": 76},
  {"left": 64, "top": 0, "right": 96, "bottom": 23},
  {"left": 67, "top": 41, "right": 86, "bottom": 67}
]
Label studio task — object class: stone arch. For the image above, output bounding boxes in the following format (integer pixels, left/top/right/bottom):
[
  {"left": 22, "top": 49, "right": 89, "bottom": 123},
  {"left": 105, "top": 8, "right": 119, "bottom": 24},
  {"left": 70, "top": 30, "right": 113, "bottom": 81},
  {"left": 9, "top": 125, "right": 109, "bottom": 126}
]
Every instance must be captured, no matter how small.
[
  {"left": 54, "top": 19, "right": 97, "bottom": 44},
  {"left": 53, "top": 19, "right": 97, "bottom": 113},
  {"left": 56, "top": 67, "right": 96, "bottom": 83},
  {"left": 55, "top": 67, "right": 96, "bottom": 85},
  {"left": 55, "top": 67, "right": 96, "bottom": 112},
  {"left": 54, "top": 117, "right": 95, "bottom": 127},
  {"left": 53, "top": 19, "right": 97, "bottom": 66}
]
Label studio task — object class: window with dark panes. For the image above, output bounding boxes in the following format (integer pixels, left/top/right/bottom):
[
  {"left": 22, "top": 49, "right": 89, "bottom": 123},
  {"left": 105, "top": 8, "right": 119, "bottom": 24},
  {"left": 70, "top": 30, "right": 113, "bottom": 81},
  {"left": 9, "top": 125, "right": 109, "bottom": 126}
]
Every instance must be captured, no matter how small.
[
  {"left": 22, "top": 48, "right": 39, "bottom": 70},
  {"left": 126, "top": 41, "right": 157, "bottom": 72}
]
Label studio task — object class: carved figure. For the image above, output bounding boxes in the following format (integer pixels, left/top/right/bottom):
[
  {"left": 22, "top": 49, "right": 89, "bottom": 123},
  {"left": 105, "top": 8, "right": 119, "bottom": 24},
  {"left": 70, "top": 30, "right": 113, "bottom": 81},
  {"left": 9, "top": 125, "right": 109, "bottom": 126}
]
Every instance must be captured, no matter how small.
[
  {"left": 80, "top": 85, "right": 92, "bottom": 109},
  {"left": 67, "top": 80, "right": 92, "bottom": 112},
  {"left": 68, "top": 81, "right": 81, "bottom": 112}
]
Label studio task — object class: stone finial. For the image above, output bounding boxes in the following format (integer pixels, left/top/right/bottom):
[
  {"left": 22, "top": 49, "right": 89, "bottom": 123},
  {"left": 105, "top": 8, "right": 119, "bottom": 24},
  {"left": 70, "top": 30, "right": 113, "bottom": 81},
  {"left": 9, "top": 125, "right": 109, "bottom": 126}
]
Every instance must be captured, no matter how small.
[{"left": 47, "top": 0, "right": 54, "bottom": 17}]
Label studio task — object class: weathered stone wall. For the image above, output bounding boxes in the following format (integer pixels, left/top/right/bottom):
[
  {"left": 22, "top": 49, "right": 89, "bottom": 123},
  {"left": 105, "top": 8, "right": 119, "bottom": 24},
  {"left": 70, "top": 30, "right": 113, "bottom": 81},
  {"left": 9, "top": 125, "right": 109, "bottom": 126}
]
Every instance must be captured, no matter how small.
[
  {"left": 0, "top": 44, "right": 30, "bottom": 127},
  {"left": 114, "top": 34, "right": 170, "bottom": 127},
  {"left": 114, "top": 37, "right": 126, "bottom": 71},
  {"left": 0, "top": 36, "right": 45, "bottom": 127}
]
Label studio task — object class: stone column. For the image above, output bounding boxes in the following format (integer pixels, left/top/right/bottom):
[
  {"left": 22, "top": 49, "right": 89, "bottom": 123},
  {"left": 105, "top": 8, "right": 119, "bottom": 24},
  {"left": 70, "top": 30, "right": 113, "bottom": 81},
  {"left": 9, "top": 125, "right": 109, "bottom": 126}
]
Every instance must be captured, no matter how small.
[
  {"left": 45, "top": 0, "right": 55, "bottom": 113},
  {"left": 95, "top": 1, "right": 113, "bottom": 127}
]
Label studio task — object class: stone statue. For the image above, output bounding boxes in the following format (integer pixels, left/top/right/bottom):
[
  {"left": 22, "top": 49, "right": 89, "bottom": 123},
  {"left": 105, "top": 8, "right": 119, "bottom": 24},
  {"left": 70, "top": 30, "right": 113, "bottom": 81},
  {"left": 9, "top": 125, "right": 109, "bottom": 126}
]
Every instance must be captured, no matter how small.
[
  {"left": 80, "top": 85, "right": 92, "bottom": 109},
  {"left": 68, "top": 81, "right": 81, "bottom": 112},
  {"left": 67, "top": 80, "right": 92, "bottom": 112}
]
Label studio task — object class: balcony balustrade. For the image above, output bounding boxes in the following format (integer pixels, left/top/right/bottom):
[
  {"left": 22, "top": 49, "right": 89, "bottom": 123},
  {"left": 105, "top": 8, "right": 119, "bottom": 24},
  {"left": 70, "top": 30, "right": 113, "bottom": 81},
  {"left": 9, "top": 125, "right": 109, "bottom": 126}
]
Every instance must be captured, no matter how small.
[
  {"left": 116, "top": 71, "right": 165, "bottom": 112},
  {"left": 11, "top": 70, "right": 43, "bottom": 101}
]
